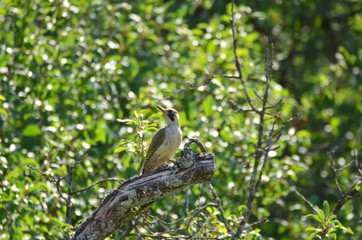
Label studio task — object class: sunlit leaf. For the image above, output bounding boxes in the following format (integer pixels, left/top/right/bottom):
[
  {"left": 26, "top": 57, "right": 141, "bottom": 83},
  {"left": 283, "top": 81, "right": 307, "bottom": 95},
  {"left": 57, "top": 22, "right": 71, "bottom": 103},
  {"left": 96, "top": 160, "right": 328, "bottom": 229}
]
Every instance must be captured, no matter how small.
[
  {"left": 117, "top": 118, "right": 133, "bottom": 123},
  {"left": 323, "top": 201, "right": 330, "bottom": 218},
  {"left": 22, "top": 124, "right": 42, "bottom": 137},
  {"left": 305, "top": 213, "right": 322, "bottom": 223},
  {"left": 114, "top": 146, "right": 130, "bottom": 154}
]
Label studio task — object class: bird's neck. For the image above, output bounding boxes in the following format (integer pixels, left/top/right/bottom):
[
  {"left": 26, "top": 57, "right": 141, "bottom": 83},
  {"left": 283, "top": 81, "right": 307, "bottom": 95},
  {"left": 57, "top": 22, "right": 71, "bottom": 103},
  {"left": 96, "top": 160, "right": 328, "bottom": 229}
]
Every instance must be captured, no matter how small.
[{"left": 166, "top": 120, "right": 180, "bottom": 128}]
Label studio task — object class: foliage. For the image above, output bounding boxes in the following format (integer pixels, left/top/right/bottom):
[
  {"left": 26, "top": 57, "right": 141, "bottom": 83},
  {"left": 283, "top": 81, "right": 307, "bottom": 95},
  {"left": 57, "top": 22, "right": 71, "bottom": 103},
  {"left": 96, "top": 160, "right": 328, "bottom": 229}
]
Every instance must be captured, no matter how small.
[
  {"left": 0, "top": 0, "right": 361, "bottom": 239},
  {"left": 114, "top": 109, "right": 159, "bottom": 173},
  {"left": 305, "top": 201, "right": 353, "bottom": 240}
]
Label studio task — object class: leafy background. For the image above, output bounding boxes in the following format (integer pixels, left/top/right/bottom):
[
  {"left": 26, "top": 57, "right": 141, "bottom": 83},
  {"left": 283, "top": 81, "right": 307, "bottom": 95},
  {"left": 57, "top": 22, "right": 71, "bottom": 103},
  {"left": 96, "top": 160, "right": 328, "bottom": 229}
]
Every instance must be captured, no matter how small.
[{"left": 0, "top": 0, "right": 361, "bottom": 239}]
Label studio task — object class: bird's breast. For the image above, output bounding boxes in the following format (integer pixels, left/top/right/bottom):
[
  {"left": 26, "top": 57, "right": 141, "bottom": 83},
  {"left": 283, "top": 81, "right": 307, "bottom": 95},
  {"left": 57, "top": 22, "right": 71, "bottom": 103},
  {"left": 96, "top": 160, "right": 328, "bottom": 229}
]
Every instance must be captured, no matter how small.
[{"left": 164, "top": 126, "right": 182, "bottom": 151}]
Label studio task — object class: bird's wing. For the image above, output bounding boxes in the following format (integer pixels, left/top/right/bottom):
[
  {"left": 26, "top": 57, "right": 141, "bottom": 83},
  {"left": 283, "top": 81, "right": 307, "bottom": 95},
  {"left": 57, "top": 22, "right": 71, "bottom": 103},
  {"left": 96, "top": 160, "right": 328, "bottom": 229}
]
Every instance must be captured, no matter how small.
[
  {"left": 142, "top": 128, "right": 166, "bottom": 174},
  {"left": 145, "top": 127, "right": 166, "bottom": 161}
]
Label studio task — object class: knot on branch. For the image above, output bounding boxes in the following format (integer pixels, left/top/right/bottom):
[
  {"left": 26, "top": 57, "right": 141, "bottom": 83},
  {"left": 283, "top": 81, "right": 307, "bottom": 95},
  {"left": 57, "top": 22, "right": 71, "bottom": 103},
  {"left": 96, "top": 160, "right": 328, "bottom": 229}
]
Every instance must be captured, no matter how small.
[{"left": 175, "top": 138, "right": 207, "bottom": 170}]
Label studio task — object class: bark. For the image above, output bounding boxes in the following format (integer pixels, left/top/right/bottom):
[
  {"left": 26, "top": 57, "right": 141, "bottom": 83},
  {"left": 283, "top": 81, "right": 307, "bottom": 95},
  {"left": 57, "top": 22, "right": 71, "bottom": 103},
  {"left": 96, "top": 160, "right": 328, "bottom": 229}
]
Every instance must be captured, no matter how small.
[{"left": 73, "top": 149, "right": 214, "bottom": 240}]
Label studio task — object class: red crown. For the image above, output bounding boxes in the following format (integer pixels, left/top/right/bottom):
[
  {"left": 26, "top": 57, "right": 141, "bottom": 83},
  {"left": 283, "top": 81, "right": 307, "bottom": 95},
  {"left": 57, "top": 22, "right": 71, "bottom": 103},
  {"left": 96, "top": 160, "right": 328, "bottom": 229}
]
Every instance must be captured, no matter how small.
[{"left": 166, "top": 108, "right": 178, "bottom": 114}]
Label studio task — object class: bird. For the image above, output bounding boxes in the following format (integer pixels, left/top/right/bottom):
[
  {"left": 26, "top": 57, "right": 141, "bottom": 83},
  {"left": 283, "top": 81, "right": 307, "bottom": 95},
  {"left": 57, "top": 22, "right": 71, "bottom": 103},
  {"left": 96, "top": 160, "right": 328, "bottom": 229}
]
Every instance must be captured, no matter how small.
[{"left": 142, "top": 106, "right": 182, "bottom": 174}]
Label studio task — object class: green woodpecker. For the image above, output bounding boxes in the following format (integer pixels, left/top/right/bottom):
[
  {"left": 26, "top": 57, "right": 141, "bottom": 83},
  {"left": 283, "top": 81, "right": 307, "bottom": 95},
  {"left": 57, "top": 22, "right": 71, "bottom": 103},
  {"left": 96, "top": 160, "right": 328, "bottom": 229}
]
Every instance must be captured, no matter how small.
[{"left": 142, "top": 106, "right": 182, "bottom": 174}]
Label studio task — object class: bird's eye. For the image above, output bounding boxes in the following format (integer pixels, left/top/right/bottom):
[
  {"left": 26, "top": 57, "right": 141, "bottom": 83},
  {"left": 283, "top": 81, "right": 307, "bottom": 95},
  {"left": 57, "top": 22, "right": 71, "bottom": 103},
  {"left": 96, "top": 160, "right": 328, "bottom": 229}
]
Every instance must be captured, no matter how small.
[{"left": 167, "top": 111, "right": 175, "bottom": 121}]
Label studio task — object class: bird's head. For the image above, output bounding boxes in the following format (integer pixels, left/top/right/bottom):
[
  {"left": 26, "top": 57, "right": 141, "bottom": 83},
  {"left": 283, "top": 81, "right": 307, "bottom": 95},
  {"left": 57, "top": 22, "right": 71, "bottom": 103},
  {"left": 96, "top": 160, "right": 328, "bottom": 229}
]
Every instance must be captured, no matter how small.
[{"left": 157, "top": 105, "right": 180, "bottom": 126}]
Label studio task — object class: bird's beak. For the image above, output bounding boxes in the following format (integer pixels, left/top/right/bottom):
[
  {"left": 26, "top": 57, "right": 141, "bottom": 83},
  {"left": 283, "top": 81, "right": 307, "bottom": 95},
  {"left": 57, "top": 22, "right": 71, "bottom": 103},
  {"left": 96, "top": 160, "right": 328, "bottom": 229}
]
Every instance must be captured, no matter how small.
[{"left": 157, "top": 105, "right": 166, "bottom": 114}]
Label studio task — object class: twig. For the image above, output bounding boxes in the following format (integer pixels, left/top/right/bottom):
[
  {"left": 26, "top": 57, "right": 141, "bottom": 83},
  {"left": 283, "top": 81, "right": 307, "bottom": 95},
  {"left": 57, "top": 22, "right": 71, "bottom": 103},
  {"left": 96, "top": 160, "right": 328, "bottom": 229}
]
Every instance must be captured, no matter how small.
[
  {"left": 181, "top": 203, "right": 218, "bottom": 231},
  {"left": 212, "top": 74, "right": 239, "bottom": 79},
  {"left": 148, "top": 203, "right": 217, "bottom": 230},
  {"left": 118, "top": 218, "right": 140, "bottom": 240},
  {"left": 162, "top": 75, "right": 213, "bottom": 95},
  {"left": 255, "top": 121, "right": 277, "bottom": 191},
  {"left": 247, "top": 218, "right": 268, "bottom": 228},
  {"left": 128, "top": 233, "right": 220, "bottom": 239},
  {"left": 353, "top": 120, "right": 362, "bottom": 173},
  {"left": 162, "top": 71, "right": 242, "bottom": 96},
  {"left": 265, "top": 99, "right": 283, "bottom": 109},
  {"left": 26, "top": 164, "right": 67, "bottom": 201},
  {"left": 27, "top": 162, "right": 125, "bottom": 232},
  {"left": 228, "top": 99, "right": 255, "bottom": 113},
  {"left": 208, "top": 183, "right": 235, "bottom": 236},
  {"left": 327, "top": 148, "right": 343, "bottom": 195},
  {"left": 335, "top": 158, "right": 356, "bottom": 172},
  {"left": 261, "top": 36, "right": 273, "bottom": 109},
  {"left": 230, "top": 0, "right": 259, "bottom": 114},
  {"left": 253, "top": 88, "right": 264, "bottom": 102},
  {"left": 331, "top": 177, "right": 361, "bottom": 215},
  {"left": 294, "top": 190, "right": 318, "bottom": 214},
  {"left": 331, "top": 122, "right": 361, "bottom": 172},
  {"left": 72, "top": 178, "right": 124, "bottom": 194}
]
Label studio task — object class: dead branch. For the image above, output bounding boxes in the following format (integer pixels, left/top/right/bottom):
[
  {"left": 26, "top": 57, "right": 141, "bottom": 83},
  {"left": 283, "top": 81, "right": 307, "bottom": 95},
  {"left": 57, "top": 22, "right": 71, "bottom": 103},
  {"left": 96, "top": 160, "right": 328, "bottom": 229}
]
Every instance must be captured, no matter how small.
[{"left": 73, "top": 149, "right": 214, "bottom": 240}]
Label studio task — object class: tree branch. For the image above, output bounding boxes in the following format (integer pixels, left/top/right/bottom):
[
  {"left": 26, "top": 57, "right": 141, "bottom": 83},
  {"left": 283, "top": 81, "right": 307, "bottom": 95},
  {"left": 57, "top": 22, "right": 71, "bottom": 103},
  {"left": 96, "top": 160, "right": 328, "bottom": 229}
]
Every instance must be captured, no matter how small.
[{"left": 73, "top": 150, "right": 214, "bottom": 240}]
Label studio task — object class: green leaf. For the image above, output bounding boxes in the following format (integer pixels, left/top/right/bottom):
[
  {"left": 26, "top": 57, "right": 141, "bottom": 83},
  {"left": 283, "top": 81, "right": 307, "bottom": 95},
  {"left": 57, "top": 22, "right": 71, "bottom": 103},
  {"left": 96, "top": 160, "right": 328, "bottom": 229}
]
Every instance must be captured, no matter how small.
[
  {"left": 344, "top": 227, "right": 354, "bottom": 234},
  {"left": 0, "top": 108, "right": 8, "bottom": 116},
  {"left": 330, "top": 233, "right": 337, "bottom": 240},
  {"left": 202, "top": 95, "right": 213, "bottom": 117},
  {"left": 116, "top": 141, "right": 128, "bottom": 146},
  {"left": 117, "top": 118, "right": 133, "bottom": 123},
  {"left": 29, "top": 182, "right": 50, "bottom": 194},
  {"left": 334, "top": 220, "right": 354, "bottom": 234},
  {"left": 95, "top": 120, "right": 107, "bottom": 143},
  {"left": 146, "top": 127, "right": 159, "bottom": 132},
  {"left": 23, "top": 158, "right": 39, "bottom": 166},
  {"left": 22, "top": 124, "right": 42, "bottom": 137},
  {"left": 308, "top": 232, "right": 322, "bottom": 239},
  {"left": 114, "top": 146, "right": 129, "bottom": 154},
  {"left": 323, "top": 201, "right": 330, "bottom": 218},
  {"left": 316, "top": 209, "right": 325, "bottom": 222},
  {"left": 305, "top": 213, "right": 323, "bottom": 223}
]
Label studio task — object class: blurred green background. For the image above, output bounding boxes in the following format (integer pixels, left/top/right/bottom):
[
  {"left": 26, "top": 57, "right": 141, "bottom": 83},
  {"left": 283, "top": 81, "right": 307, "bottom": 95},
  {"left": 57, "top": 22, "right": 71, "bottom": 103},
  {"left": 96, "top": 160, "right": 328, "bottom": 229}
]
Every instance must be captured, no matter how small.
[{"left": 0, "top": 0, "right": 361, "bottom": 239}]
